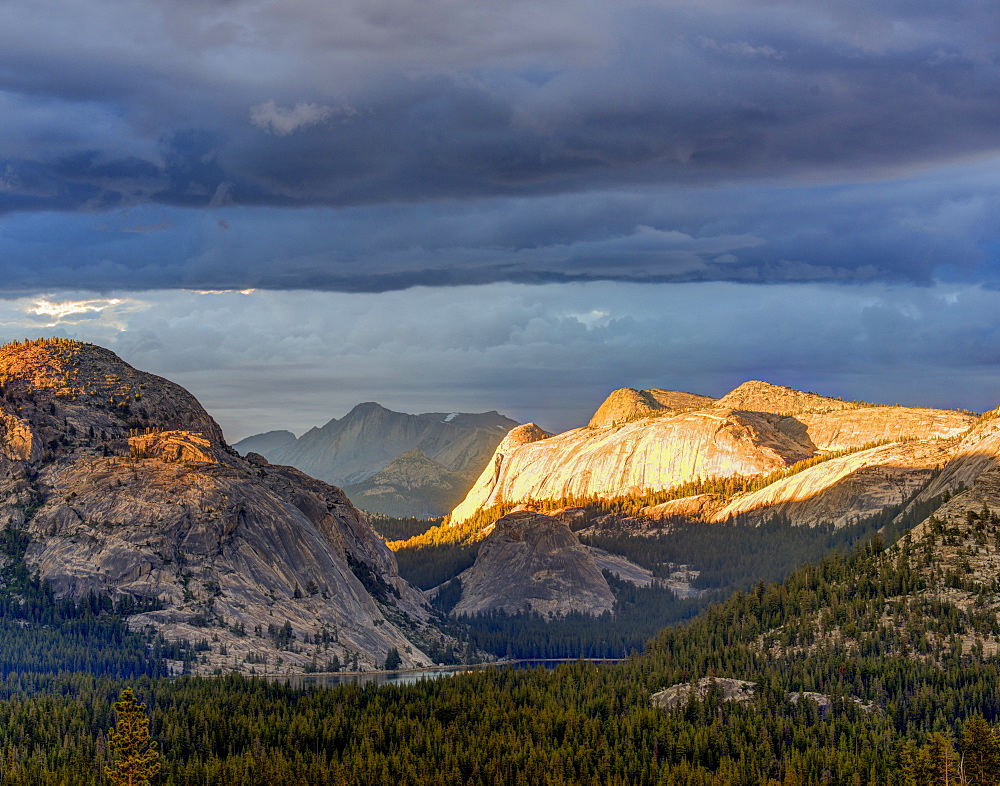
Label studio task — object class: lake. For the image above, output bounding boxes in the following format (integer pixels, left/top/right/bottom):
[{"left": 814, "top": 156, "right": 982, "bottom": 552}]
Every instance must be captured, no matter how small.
[{"left": 273, "top": 658, "right": 626, "bottom": 689}]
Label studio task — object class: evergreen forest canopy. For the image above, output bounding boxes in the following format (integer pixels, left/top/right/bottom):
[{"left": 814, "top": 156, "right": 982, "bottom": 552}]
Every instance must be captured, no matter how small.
[
  {"left": 389, "top": 483, "right": 951, "bottom": 661},
  {"left": 0, "top": 338, "right": 998, "bottom": 782},
  {"left": 4, "top": 506, "right": 1000, "bottom": 784}
]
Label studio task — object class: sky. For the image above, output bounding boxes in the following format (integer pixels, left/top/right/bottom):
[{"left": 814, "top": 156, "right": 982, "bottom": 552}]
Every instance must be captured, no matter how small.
[{"left": 2, "top": 0, "right": 1000, "bottom": 441}]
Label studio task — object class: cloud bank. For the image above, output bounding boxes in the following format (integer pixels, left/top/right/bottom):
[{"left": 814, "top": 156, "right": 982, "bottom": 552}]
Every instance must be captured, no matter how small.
[
  {"left": 1, "top": 283, "right": 997, "bottom": 441},
  {"left": 0, "top": 0, "right": 998, "bottom": 291}
]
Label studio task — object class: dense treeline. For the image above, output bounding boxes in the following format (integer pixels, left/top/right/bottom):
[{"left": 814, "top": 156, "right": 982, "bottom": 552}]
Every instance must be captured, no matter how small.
[
  {"left": 452, "top": 577, "right": 705, "bottom": 659},
  {"left": 2, "top": 510, "right": 1000, "bottom": 783},
  {"left": 366, "top": 515, "right": 440, "bottom": 542},
  {"left": 2, "top": 662, "right": 999, "bottom": 786},
  {"left": 393, "top": 541, "right": 479, "bottom": 590}
]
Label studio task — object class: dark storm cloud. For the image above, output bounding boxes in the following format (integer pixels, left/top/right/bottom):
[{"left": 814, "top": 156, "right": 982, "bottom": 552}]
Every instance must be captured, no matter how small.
[
  {"left": 2, "top": 158, "right": 996, "bottom": 292},
  {"left": 1, "top": 0, "right": 1000, "bottom": 290}
]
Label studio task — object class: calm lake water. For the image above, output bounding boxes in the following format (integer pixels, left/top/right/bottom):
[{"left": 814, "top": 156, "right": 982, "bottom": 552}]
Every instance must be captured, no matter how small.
[{"left": 274, "top": 658, "right": 626, "bottom": 689}]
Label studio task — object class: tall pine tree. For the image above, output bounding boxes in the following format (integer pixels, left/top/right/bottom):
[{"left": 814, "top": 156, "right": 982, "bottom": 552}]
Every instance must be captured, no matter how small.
[{"left": 106, "top": 687, "right": 161, "bottom": 786}]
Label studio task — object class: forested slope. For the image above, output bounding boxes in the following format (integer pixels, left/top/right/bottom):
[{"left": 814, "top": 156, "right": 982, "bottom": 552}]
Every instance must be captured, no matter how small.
[{"left": 2, "top": 499, "right": 1000, "bottom": 784}]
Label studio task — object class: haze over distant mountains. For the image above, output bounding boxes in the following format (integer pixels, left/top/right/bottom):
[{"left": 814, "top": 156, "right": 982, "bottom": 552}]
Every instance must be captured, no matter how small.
[{"left": 235, "top": 404, "right": 519, "bottom": 517}]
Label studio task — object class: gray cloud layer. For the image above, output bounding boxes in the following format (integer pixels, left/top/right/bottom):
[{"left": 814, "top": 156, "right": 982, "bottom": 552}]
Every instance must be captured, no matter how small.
[
  {"left": 1, "top": 0, "right": 999, "bottom": 291},
  {"left": 3, "top": 283, "right": 997, "bottom": 440}
]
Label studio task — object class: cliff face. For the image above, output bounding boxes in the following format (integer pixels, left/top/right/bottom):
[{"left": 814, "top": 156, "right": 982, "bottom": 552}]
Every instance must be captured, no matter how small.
[
  {"left": 450, "top": 380, "right": 975, "bottom": 527},
  {"left": 0, "top": 339, "right": 439, "bottom": 674},
  {"left": 450, "top": 511, "right": 615, "bottom": 617}
]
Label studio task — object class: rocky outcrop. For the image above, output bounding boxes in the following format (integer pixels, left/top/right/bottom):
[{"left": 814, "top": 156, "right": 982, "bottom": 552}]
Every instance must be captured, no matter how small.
[
  {"left": 0, "top": 339, "right": 442, "bottom": 674},
  {"left": 450, "top": 511, "right": 615, "bottom": 617},
  {"left": 651, "top": 678, "right": 757, "bottom": 711},
  {"left": 651, "top": 678, "right": 869, "bottom": 714},
  {"left": 128, "top": 430, "right": 216, "bottom": 463},
  {"left": 588, "top": 388, "right": 715, "bottom": 428},
  {"left": 639, "top": 494, "right": 719, "bottom": 521}
]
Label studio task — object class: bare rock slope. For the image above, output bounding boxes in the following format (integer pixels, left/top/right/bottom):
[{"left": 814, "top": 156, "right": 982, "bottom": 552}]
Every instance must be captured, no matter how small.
[
  {"left": 450, "top": 381, "right": 974, "bottom": 527},
  {"left": 588, "top": 388, "right": 716, "bottom": 428},
  {"left": 0, "top": 339, "right": 440, "bottom": 674},
  {"left": 450, "top": 511, "right": 615, "bottom": 617},
  {"left": 709, "top": 439, "right": 958, "bottom": 529}
]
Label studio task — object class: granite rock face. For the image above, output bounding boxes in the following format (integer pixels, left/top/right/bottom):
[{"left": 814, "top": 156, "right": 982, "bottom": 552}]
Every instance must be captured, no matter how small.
[
  {"left": 0, "top": 339, "right": 439, "bottom": 673},
  {"left": 450, "top": 511, "right": 615, "bottom": 618},
  {"left": 709, "top": 439, "right": 958, "bottom": 529},
  {"left": 450, "top": 381, "right": 975, "bottom": 528},
  {"left": 451, "top": 408, "right": 816, "bottom": 524}
]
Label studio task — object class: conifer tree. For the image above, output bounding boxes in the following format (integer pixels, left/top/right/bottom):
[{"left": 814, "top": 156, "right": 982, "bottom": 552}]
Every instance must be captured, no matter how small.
[
  {"left": 925, "top": 733, "right": 957, "bottom": 786},
  {"left": 961, "top": 716, "right": 1000, "bottom": 786},
  {"left": 106, "top": 687, "right": 160, "bottom": 786}
]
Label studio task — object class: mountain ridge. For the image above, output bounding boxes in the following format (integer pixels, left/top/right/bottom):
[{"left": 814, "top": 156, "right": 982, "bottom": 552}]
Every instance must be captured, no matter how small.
[
  {"left": 234, "top": 402, "right": 519, "bottom": 516},
  {"left": 447, "top": 381, "right": 976, "bottom": 533}
]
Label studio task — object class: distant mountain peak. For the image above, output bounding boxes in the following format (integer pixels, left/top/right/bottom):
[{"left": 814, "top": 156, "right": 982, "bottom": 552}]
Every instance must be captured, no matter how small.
[
  {"left": 347, "top": 401, "right": 391, "bottom": 415},
  {"left": 234, "top": 402, "right": 520, "bottom": 516}
]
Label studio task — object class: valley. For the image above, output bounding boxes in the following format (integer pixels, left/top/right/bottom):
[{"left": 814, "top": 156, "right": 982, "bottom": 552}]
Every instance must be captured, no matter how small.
[{"left": 1, "top": 339, "right": 999, "bottom": 784}]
